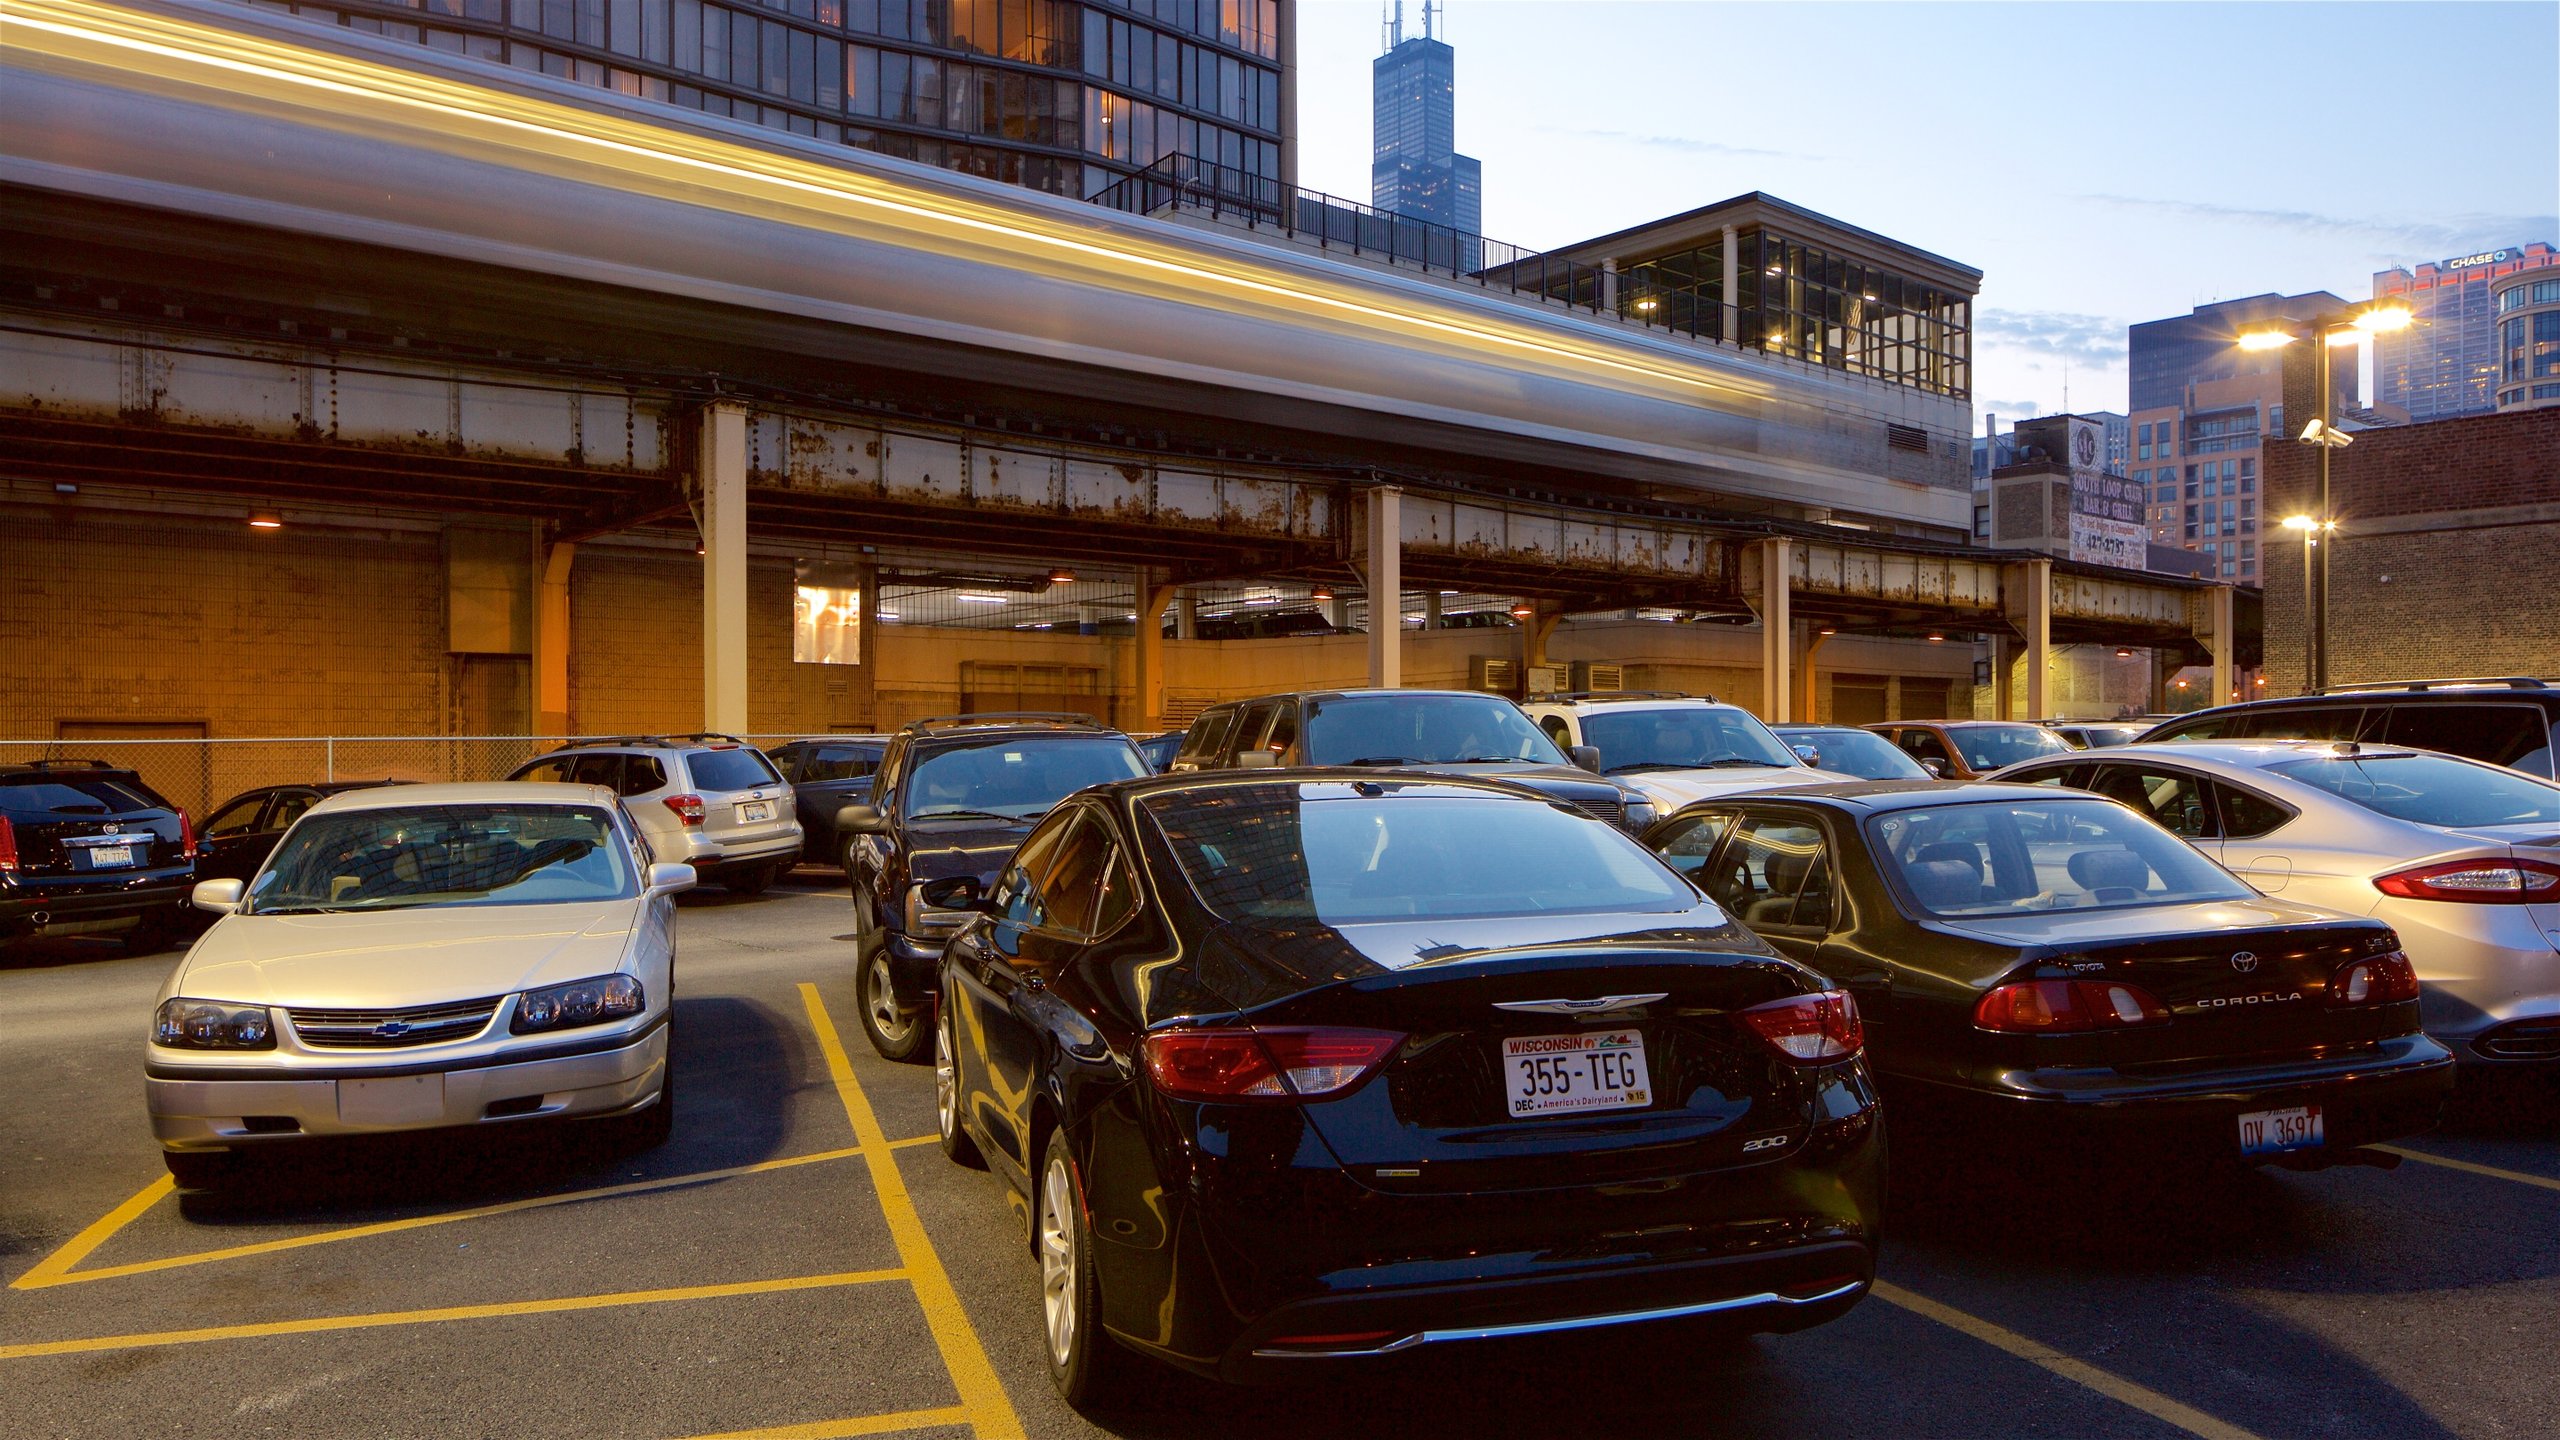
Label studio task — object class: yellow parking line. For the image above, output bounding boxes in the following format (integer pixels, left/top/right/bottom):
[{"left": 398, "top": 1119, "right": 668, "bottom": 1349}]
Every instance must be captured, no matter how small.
[
  {"left": 0, "top": 1268, "right": 905, "bottom": 1361},
  {"left": 799, "top": 984, "right": 1025, "bottom": 1440},
  {"left": 682, "top": 1403, "right": 972, "bottom": 1439},
  {"left": 9, "top": 1174, "right": 174, "bottom": 1289},
  {"left": 2376, "top": 1144, "right": 2560, "bottom": 1193},
  {"left": 1872, "top": 1281, "right": 2266, "bottom": 1440}
]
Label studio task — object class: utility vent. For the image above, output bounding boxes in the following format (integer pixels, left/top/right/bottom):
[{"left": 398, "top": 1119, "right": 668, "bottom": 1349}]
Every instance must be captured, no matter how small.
[
  {"left": 1569, "top": 661, "right": 1626, "bottom": 692},
  {"left": 1468, "top": 656, "right": 1518, "bottom": 694},
  {"left": 1885, "top": 423, "right": 1930, "bottom": 454}
]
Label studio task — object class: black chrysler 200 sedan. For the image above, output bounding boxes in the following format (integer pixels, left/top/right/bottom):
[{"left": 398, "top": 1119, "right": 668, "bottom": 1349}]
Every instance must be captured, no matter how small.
[
  {"left": 929, "top": 771, "right": 1883, "bottom": 1405},
  {"left": 1641, "top": 780, "right": 2454, "bottom": 1168}
]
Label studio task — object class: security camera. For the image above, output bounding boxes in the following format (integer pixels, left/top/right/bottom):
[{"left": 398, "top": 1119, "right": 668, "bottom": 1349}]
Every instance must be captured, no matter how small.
[{"left": 2297, "top": 419, "right": 2353, "bottom": 448}]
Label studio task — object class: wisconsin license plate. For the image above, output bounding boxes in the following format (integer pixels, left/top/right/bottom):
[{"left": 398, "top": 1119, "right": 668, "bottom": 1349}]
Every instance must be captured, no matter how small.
[
  {"left": 736, "top": 800, "right": 773, "bottom": 823},
  {"left": 2237, "top": 1104, "right": 2323, "bottom": 1157},
  {"left": 1502, "top": 1029, "right": 1650, "bottom": 1118},
  {"left": 87, "top": 845, "right": 133, "bottom": 867}
]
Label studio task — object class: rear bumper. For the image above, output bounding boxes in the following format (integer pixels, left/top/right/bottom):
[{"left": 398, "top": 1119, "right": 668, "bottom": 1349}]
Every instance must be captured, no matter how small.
[
  {"left": 0, "top": 871, "right": 193, "bottom": 931},
  {"left": 146, "top": 1025, "right": 667, "bottom": 1151},
  {"left": 675, "top": 830, "right": 804, "bottom": 873}
]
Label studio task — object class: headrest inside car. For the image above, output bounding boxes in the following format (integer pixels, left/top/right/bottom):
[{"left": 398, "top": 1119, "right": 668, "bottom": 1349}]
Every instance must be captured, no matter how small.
[
  {"left": 2066, "top": 847, "right": 2151, "bottom": 896},
  {"left": 1904, "top": 858, "right": 1982, "bottom": 910}
]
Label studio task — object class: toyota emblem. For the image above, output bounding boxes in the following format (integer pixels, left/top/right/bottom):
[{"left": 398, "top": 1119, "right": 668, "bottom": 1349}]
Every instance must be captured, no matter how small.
[{"left": 2230, "top": 952, "right": 2259, "bottom": 974}]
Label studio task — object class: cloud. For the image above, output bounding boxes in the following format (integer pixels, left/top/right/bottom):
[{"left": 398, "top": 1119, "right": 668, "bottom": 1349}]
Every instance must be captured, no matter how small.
[
  {"left": 1978, "top": 398, "right": 2045, "bottom": 421},
  {"left": 1971, "top": 308, "right": 2126, "bottom": 368},
  {"left": 1535, "top": 126, "right": 1819, "bottom": 162},
  {"left": 2072, "top": 194, "right": 2557, "bottom": 260}
]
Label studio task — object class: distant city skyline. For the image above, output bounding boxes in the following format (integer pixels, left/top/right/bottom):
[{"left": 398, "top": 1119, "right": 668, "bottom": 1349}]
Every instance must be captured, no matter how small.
[{"left": 1291, "top": 1, "right": 2558, "bottom": 429}]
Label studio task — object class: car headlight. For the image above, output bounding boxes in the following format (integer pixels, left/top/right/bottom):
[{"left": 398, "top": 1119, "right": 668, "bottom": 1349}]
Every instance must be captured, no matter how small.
[
  {"left": 904, "top": 884, "right": 977, "bottom": 940},
  {"left": 155, "top": 999, "right": 274, "bottom": 1050},
  {"left": 512, "top": 974, "right": 646, "bottom": 1034}
]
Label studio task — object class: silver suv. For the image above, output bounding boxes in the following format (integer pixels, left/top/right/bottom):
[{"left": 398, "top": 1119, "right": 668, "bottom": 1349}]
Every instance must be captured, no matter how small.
[{"left": 509, "top": 735, "right": 801, "bottom": 894}]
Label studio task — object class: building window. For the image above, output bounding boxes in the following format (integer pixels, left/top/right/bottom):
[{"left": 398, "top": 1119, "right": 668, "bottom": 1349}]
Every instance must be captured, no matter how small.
[
  {"left": 1728, "top": 230, "right": 1971, "bottom": 397},
  {"left": 2137, "top": 422, "right": 2152, "bottom": 459},
  {"left": 795, "top": 582, "right": 863, "bottom": 665}
]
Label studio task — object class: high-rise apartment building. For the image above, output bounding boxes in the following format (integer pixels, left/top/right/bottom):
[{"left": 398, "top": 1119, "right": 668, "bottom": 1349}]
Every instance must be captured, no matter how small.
[
  {"left": 224, "top": 0, "right": 1291, "bottom": 203},
  {"left": 1371, "top": 2, "right": 1479, "bottom": 253},
  {"left": 2494, "top": 268, "right": 2560, "bottom": 413},
  {"left": 2126, "top": 293, "right": 2357, "bottom": 585},
  {"left": 2373, "top": 243, "right": 2559, "bottom": 421}
]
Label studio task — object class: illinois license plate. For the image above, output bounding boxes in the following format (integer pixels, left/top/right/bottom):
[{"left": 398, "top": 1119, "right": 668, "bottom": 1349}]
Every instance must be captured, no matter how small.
[
  {"left": 87, "top": 845, "right": 133, "bottom": 867},
  {"left": 2237, "top": 1104, "right": 2323, "bottom": 1157},
  {"left": 736, "top": 800, "right": 773, "bottom": 823},
  {"left": 1502, "top": 1029, "right": 1650, "bottom": 1118}
]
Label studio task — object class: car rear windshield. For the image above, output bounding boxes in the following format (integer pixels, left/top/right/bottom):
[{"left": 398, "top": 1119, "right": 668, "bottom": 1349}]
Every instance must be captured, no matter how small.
[
  {"left": 2266, "top": 753, "right": 2560, "bottom": 830},
  {"left": 244, "top": 804, "right": 634, "bottom": 914},
  {"left": 0, "top": 776, "right": 166, "bottom": 817},
  {"left": 1871, "top": 798, "right": 2254, "bottom": 918},
  {"left": 1782, "top": 729, "right": 1928, "bottom": 780},
  {"left": 686, "top": 748, "right": 782, "bottom": 792},
  {"left": 902, "top": 736, "right": 1148, "bottom": 821},
  {"left": 1948, "top": 725, "right": 2072, "bottom": 771},
  {"left": 1581, "top": 707, "right": 1797, "bottom": 774},
  {"left": 1145, "top": 786, "right": 1693, "bottom": 924},
  {"left": 1300, "top": 694, "right": 1566, "bottom": 767}
]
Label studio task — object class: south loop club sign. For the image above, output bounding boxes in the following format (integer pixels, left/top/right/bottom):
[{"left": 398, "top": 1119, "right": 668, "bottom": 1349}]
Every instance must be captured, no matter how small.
[{"left": 2065, "top": 417, "right": 2145, "bottom": 569}]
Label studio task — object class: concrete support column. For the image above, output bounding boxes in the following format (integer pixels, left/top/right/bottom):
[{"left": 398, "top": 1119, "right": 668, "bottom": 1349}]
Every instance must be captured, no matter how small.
[
  {"left": 2002, "top": 558, "right": 2051, "bottom": 722},
  {"left": 1423, "top": 591, "right": 1443, "bottom": 630},
  {"left": 1175, "top": 592, "right": 1199, "bottom": 640},
  {"left": 534, "top": 540, "right": 575, "bottom": 734},
  {"left": 1746, "top": 537, "right": 1794, "bottom": 721},
  {"left": 2206, "top": 585, "right": 2236, "bottom": 710},
  {"left": 1359, "top": 486, "right": 1402, "bottom": 689},
  {"left": 1133, "top": 569, "right": 1177, "bottom": 732},
  {"left": 1794, "top": 622, "right": 1829, "bottom": 723},
  {"left": 697, "top": 402, "right": 749, "bottom": 735}
]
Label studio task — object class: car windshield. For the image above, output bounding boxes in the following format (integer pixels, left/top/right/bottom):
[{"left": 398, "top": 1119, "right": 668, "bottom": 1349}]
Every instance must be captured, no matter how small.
[
  {"left": 1950, "top": 725, "right": 2072, "bottom": 770},
  {"left": 2267, "top": 753, "right": 2560, "bottom": 830},
  {"left": 1145, "top": 785, "right": 1694, "bottom": 924},
  {"left": 1300, "top": 695, "right": 1566, "bottom": 766},
  {"left": 901, "top": 736, "right": 1148, "bottom": 822},
  {"left": 687, "top": 748, "right": 781, "bottom": 791},
  {"left": 1581, "top": 708, "right": 1799, "bottom": 773},
  {"left": 245, "top": 804, "right": 635, "bottom": 914},
  {"left": 1870, "top": 798, "right": 2255, "bottom": 918},
  {"left": 1781, "top": 730, "right": 1928, "bottom": 780}
]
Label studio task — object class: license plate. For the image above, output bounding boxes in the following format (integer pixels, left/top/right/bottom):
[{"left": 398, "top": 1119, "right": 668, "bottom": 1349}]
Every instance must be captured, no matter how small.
[
  {"left": 2237, "top": 1104, "right": 2323, "bottom": 1157},
  {"left": 338, "top": 1074, "right": 446, "bottom": 1126},
  {"left": 87, "top": 845, "right": 133, "bottom": 867},
  {"left": 736, "top": 800, "right": 773, "bottom": 823},
  {"left": 1502, "top": 1028, "right": 1650, "bottom": 1118}
]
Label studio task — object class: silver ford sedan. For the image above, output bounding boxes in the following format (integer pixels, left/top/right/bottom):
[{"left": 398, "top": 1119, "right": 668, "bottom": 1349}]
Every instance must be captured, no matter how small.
[{"left": 146, "top": 782, "right": 693, "bottom": 1190}]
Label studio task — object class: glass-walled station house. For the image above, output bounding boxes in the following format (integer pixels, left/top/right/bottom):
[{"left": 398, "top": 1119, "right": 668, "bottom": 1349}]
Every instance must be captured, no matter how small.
[{"left": 237, "top": 0, "right": 1290, "bottom": 199}]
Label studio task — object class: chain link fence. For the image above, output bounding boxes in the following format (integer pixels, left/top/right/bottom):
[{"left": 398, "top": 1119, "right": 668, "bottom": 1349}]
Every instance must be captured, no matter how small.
[{"left": 0, "top": 735, "right": 856, "bottom": 821}]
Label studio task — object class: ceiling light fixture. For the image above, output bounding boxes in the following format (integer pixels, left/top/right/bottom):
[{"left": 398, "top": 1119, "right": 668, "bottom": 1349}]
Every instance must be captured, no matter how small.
[
  {"left": 1310, "top": 584, "right": 1334, "bottom": 603},
  {"left": 248, "top": 508, "right": 282, "bottom": 530},
  {"left": 1047, "top": 566, "right": 1076, "bottom": 584}
]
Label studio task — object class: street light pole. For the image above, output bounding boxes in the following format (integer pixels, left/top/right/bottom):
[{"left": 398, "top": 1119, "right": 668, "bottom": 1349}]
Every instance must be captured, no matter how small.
[{"left": 2314, "top": 336, "right": 2332, "bottom": 692}]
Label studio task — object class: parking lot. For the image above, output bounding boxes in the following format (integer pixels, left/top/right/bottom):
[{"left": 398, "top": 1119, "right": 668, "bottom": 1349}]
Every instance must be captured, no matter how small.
[{"left": 4, "top": 871, "right": 2557, "bottom": 1440}]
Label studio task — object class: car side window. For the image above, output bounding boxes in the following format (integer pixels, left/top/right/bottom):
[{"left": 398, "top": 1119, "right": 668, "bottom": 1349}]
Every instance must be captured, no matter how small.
[
  {"left": 516, "top": 758, "right": 573, "bottom": 784},
  {"left": 567, "top": 753, "right": 625, "bottom": 790},
  {"left": 2244, "top": 706, "right": 2367, "bottom": 741},
  {"left": 1650, "top": 811, "right": 1733, "bottom": 878},
  {"left": 2214, "top": 782, "right": 2294, "bottom": 840},
  {"left": 2008, "top": 764, "right": 2085, "bottom": 789},
  {"left": 2090, "top": 765, "right": 2218, "bottom": 840},
  {"left": 1539, "top": 716, "right": 1573, "bottom": 747},
  {"left": 1261, "top": 702, "right": 1301, "bottom": 763},
  {"left": 619, "top": 756, "right": 667, "bottom": 796},
  {"left": 802, "top": 747, "right": 879, "bottom": 783},
  {"left": 1899, "top": 729, "right": 1953, "bottom": 766},
  {"left": 205, "top": 794, "right": 267, "bottom": 839},
  {"left": 1227, "top": 702, "right": 1278, "bottom": 763},
  {"left": 2382, "top": 704, "right": 2547, "bottom": 770},
  {"left": 1091, "top": 842, "right": 1141, "bottom": 936},
  {"left": 1180, "top": 710, "right": 1234, "bottom": 765},
  {"left": 1037, "top": 814, "right": 1114, "bottom": 938},
  {"left": 267, "top": 792, "right": 319, "bottom": 831},
  {"left": 992, "top": 813, "right": 1075, "bottom": 932},
  {"left": 1713, "top": 813, "right": 1833, "bottom": 931}
]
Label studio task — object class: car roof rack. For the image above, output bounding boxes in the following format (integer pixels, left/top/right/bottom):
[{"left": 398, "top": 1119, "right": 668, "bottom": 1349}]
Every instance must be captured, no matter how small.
[
  {"left": 2315, "top": 676, "right": 2552, "bottom": 694},
  {"left": 1527, "top": 690, "right": 1708, "bottom": 704},
  {"left": 902, "top": 712, "right": 1108, "bottom": 734},
  {"left": 1, "top": 757, "right": 123, "bottom": 773},
  {"left": 551, "top": 733, "right": 751, "bottom": 750},
  {"left": 656, "top": 732, "right": 752, "bottom": 747}
]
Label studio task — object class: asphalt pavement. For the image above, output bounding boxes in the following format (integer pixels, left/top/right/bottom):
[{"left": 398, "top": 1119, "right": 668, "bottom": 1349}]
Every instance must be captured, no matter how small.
[{"left": 3, "top": 875, "right": 2554, "bottom": 1440}]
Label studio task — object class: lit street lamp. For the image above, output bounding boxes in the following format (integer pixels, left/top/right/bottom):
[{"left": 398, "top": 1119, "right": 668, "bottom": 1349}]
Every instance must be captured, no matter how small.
[{"left": 2236, "top": 301, "right": 2412, "bottom": 690}]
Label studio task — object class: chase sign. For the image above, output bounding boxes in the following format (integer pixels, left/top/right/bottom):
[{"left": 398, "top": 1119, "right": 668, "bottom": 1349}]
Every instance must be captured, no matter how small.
[{"left": 2445, "top": 250, "right": 2515, "bottom": 271}]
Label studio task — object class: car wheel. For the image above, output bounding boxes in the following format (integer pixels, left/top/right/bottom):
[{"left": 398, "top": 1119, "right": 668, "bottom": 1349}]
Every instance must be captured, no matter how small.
[
  {"left": 935, "top": 1003, "right": 984, "bottom": 1170},
  {"left": 1039, "top": 1129, "right": 1148, "bottom": 1409},
  {"left": 860, "top": 948, "right": 930, "bottom": 1063},
  {"left": 722, "top": 864, "right": 773, "bottom": 897},
  {"left": 163, "top": 1149, "right": 236, "bottom": 1193}
]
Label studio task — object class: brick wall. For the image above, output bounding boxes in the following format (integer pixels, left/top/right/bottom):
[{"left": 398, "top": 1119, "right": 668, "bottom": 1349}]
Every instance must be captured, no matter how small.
[{"left": 2261, "top": 380, "right": 2560, "bottom": 692}]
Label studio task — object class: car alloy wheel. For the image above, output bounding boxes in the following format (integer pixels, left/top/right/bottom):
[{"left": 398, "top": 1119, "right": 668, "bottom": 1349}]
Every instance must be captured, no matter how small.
[
  {"left": 1039, "top": 1149, "right": 1078, "bottom": 1370},
  {"left": 859, "top": 949, "right": 929, "bottom": 1063},
  {"left": 935, "top": 1004, "right": 984, "bottom": 1169},
  {"left": 1036, "top": 1129, "right": 1144, "bottom": 1407}
]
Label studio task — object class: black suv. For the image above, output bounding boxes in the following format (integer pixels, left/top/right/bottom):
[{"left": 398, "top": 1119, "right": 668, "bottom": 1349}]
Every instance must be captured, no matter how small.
[
  {"left": 1167, "top": 689, "right": 1658, "bottom": 831},
  {"left": 1, "top": 760, "right": 197, "bottom": 953},
  {"left": 838, "top": 715, "right": 1149, "bottom": 1061},
  {"left": 765, "top": 736, "right": 889, "bottom": 868},
  {"left": 2142, "top": 677, "right": 2560, "bottom": 777}
]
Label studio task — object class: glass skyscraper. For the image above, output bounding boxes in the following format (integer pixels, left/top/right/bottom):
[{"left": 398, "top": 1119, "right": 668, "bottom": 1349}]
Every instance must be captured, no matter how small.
[
  {"left": 2372, "top": 243, "right": 2558, "bottom": 422},
  {"left": 230, "top": 0, "right": 1290, "bottom": 203},
  {"left": 1370, "top": 8, "right": 1478, "bottom": 258}
]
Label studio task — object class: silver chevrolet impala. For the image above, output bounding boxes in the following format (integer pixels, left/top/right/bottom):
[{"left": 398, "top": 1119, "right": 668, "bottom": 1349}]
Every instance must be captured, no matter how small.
[{"left": 146, "top": 782, "right": 693, "bottom": 1191}]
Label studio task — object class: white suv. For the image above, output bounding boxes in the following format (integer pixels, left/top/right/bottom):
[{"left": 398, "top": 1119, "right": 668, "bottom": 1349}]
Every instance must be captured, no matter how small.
[
  {"left": 510, "top": 735, "right": 801, "bottom": 894},
  {"left": 1520, "top": 693, "right": 1853, "bottom": 810}
]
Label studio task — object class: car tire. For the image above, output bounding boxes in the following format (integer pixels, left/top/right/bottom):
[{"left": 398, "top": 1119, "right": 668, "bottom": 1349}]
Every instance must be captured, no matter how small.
[
  {"left": 163, "top": 1149, "right": 235, "bottom": 1193},
  {"left": 935, "top": 1003, "right": 985, "bottom": 1170},
  {"left": 722, "top": 865, "right": 774, "bottom": 897},
  {"left": 860, "top": 947, "right": 931, "bottom": 1063},
  {"left": 1039, "top": 1129, "right": 1149, "bottom": 1410}
]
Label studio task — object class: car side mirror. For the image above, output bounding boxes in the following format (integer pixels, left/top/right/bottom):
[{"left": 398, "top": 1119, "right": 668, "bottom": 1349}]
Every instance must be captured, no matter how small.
[
  {"left": 1920, "top": 758, "right": 1947, "bottom": 779},
  {"left": 1790, "top": 744, "right": 1823, "bottom": 766},
  {"left": 1233, "top": 750, "right": 1279, "bottom": 769},
  {"left": 835, "top": 803, "right": 889, "bottom": 834},
  {"left": 919, "top": 875, "right": 995, "bottom": 913},
  {"left": 1569, "top": 744, "right": 1602, "bottom": 773},
  {"left": 646, "top": 862, "right": 698, "bottom": 895},
  {"left": 191, "top": 878, "right": 245, "bottom": 915}
]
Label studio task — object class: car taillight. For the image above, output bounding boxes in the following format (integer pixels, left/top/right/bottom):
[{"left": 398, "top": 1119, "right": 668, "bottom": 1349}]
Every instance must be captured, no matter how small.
[
  {"left": 0, "top": 816, "right": 16, "bottom": 873},
  {"left": 1736, "top": 990, "right": 1862, "bottom": 1062},
  {"left": 2332, "top": 951, "right": 2421, "bottom": 1006},
  {"left": 2373, "top": 858, "right": 2560, "bottom": 903},
  {"left": 663, "top": 794, "right": 706, "bottom": 828},
  {"left": 1142, "top": 1027, "right": 1403, "bottom": 1102},
  {"left": 1973, "top": 979, "right": 2170, "bottom": 1033},
  {"left": 178, "top": 810, "right": 197, "bottom": 860}
]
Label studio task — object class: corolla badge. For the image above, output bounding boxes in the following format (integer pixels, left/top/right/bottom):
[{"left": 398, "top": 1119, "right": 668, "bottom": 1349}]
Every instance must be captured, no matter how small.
[{"left": 2230, "top": 951, "right": 2259, "bottom": 974}]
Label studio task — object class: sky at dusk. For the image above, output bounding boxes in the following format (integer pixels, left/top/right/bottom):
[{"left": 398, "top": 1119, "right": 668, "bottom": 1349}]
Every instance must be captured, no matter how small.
[{"left": 1291, "top": 1, "right": 2560, "bottom": 428}]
